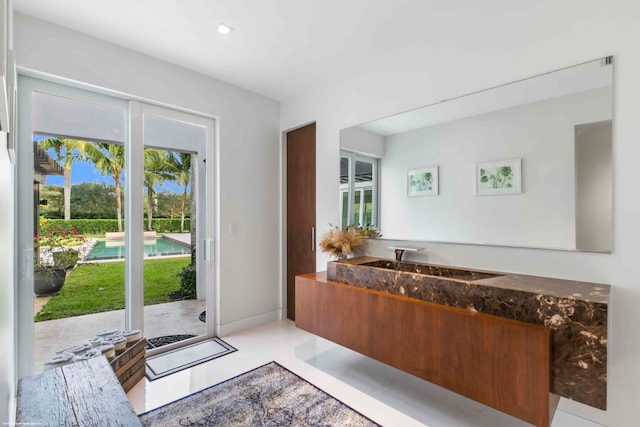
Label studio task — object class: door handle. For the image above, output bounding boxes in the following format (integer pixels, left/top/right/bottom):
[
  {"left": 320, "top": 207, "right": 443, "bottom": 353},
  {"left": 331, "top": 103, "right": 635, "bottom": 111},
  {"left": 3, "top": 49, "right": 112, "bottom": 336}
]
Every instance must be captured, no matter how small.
[{"left": 311, "top": 226, "right": 315, "bottom": 252}]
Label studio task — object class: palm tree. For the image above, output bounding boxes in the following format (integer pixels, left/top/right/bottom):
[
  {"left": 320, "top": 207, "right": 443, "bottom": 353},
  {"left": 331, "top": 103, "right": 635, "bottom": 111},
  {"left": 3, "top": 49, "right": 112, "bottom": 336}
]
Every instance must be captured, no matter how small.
[
  {"left": 144, "top": 149, "right": 174, "bottom": 231},
  {"left": 166, "top": 152, "right": 192, "bottom": 232},
  {"left": 38, "top": 138, "right": 85, "bottom": 220},
  {"left": 81, "top": 142, "right": 125, "bottom": 232}
]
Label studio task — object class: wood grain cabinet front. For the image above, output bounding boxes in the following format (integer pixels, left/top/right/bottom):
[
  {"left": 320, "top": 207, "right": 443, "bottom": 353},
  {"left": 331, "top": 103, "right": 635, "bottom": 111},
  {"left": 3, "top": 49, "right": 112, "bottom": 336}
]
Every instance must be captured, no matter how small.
[{"left": 296, "top": 272, "right": 558, "bottom": 427}]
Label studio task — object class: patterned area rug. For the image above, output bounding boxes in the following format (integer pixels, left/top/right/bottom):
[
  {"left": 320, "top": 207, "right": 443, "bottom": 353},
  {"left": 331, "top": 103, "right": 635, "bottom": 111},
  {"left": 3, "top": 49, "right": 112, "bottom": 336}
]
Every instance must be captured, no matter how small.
[{"left": 139, "top": 361, "right": 380, "bottom": 426}]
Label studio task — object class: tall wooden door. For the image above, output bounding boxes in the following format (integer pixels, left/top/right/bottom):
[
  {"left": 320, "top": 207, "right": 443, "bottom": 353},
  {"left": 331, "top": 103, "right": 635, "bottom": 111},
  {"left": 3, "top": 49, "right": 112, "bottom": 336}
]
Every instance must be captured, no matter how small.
[{"left": 287, "top": 123, "right": 316, "bottom": 320}]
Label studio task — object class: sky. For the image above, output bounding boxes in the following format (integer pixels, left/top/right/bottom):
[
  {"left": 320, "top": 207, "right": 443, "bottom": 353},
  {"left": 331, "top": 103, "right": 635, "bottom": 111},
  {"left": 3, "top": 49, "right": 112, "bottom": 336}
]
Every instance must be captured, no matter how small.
[
  {"left": 46, "top": 161, "right": 112, "bottom": 186},
  {"left": 34, "top": 135, "right": 107, "bottom": 186},
  {"left": 36, "top": 135, "right": 186, "bottom": 193}
]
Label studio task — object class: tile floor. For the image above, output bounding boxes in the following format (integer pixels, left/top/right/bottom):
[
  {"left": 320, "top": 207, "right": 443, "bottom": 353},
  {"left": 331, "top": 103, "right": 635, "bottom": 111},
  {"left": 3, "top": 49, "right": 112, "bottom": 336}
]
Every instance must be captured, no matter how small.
[{"left": 127, "top": 320, "right": 604, "bottom": 427}]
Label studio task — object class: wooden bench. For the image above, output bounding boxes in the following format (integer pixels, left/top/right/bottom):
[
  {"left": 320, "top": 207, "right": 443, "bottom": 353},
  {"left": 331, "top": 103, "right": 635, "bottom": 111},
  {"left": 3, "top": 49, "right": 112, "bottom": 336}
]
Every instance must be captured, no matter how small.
[
  {"left": 111, "top": 338, "right": 147, "bottom": 392},
  {"left": 16, "top": 356, "right": 141, "bottom": 426}
]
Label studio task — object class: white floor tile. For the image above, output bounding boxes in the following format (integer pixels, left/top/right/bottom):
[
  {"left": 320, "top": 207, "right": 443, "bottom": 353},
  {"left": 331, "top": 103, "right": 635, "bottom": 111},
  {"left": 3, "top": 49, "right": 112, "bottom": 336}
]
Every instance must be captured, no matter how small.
[{"left": 127, "top": 319, "right": 604, "bottom": 427}]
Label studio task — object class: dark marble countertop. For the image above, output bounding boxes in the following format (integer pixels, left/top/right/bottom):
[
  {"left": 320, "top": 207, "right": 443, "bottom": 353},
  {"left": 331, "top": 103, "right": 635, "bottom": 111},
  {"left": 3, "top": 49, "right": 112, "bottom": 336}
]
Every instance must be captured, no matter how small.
[
  {"left": 332, "top": 256, "right": 610, "bottom": 304},
  {"left": 326, "top": 256, "right": 609, "bottom": 410}
]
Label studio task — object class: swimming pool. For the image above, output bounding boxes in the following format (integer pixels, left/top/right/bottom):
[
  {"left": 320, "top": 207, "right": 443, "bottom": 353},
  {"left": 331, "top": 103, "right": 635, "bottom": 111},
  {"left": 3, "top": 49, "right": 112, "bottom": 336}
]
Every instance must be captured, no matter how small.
[{"left": 85, "top": 237, "right": 190, "bottom": 261}]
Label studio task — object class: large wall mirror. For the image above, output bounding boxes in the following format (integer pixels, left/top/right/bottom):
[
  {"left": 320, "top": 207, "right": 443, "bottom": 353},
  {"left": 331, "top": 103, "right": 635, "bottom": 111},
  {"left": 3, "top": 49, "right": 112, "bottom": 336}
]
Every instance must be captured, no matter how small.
[{"left": 340, "top": 57, "right": 613, "bottom": 253}]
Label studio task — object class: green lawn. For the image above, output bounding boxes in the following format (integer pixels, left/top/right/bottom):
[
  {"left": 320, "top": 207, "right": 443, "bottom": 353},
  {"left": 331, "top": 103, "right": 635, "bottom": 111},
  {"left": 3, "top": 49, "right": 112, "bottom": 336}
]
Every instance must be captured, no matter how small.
[{"left": 35, "top": 258, "right": 190, "bottom": 322}]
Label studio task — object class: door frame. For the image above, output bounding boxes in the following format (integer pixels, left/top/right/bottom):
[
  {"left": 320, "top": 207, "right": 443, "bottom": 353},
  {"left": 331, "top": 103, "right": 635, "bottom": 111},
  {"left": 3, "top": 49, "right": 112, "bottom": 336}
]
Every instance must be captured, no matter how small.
[{"left": 16, "top": 71, "right": 220, "bottom": 376}]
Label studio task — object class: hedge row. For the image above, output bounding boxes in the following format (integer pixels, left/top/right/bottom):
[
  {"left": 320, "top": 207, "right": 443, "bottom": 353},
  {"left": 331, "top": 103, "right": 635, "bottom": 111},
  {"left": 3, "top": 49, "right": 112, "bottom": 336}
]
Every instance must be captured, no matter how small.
[
  {"left": 150, "top": 219, "right": 192, "bottom": 233},
  {"left": 44, "top": 218, "right": 191, "bottom": 235}
]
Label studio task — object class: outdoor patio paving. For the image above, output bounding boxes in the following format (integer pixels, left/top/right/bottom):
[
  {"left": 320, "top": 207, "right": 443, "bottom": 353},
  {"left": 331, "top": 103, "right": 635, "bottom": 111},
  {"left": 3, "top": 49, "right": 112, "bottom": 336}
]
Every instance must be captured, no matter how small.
[
  {"left": 34, "top": 233, "right": 199, "bottom": 372},
  {"left": 33, "top": 299, "right": 206, "bottom": 372},
  {"left": 162, "top": 233, "right": 191, "bottom": 245}
]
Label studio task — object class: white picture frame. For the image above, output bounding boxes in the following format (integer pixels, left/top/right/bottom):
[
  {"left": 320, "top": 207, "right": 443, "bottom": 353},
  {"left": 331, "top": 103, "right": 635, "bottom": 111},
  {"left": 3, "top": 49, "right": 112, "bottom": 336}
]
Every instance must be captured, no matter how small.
[
  {"left": 407, "top": 166, "right": 439, "bottom": 197},
  {"left": 476, "top": 158, "right": 522, "bottom": 195}
]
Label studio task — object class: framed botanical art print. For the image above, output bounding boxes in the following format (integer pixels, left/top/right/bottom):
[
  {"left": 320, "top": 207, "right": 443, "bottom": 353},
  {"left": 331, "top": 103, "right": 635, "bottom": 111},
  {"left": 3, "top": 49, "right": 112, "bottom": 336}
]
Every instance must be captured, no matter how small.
[
  {"left": 476, "top": 158, "right": 521, "bottom": 195},
  {"left": 407, "top": 166, "right": 438, "bottom": 197}
]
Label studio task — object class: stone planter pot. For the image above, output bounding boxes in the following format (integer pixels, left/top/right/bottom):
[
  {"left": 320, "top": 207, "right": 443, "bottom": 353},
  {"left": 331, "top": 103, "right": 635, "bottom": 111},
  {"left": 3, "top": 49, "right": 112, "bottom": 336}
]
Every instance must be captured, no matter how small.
[{"left": 34, "top": 267, "right": 66, "bottom": 296}]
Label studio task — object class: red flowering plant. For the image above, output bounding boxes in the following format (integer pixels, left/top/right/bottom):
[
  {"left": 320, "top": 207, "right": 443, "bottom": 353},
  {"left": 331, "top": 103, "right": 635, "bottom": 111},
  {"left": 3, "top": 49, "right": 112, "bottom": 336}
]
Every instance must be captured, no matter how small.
[{"left": 34, "top": 220, "right": 86, "bottom": 270}]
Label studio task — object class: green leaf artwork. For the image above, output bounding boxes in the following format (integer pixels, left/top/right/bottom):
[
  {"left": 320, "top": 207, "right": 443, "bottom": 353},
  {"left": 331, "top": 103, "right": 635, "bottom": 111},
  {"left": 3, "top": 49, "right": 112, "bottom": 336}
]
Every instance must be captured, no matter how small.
[
  {"left": 479, "top": 165, "right": 514, "bottom": 189},
  {"left": 410, "top": 172, "right": 432, "bottom": 191},
  {"left": 408, "top": 167, "right": 438, "bottom": 196}
]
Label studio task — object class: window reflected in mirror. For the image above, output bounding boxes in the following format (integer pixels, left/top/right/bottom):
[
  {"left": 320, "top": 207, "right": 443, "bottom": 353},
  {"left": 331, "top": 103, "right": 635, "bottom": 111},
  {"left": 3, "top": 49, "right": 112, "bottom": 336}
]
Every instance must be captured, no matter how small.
[{"left": 340, "top": 151, "right": 379, "bottom": 229}]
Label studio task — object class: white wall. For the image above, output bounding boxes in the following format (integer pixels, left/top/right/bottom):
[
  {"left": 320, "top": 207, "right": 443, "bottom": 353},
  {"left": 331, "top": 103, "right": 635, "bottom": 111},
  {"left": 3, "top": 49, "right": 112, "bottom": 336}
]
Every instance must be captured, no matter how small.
[
  {"left": 576, "top": 121, "right": 612, "bottom": 251},
  {"left": 340, "top": 126, "right": 384, "bottom": 157},
  {"left": 379, "top": 88, "right": 611, "bottom": 250},
  {"left": 13, "top": 13, "right": 282, "bottom": 335},
  {"left": 0, "top": 132, "right": 15, "bottom": 424},
  {"left": 281, "top": 2, "right": 640, "bottom": 425}
]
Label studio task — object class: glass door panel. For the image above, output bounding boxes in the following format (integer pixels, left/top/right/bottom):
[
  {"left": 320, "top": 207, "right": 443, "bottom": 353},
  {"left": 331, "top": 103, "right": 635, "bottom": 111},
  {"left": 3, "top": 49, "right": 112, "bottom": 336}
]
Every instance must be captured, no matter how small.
[
  {"left": 21, "top": 77, "right": 128, "bottom": 373},
  {"left": 354, "top": 159, "right": 374, "bottom": 226},
  {"left": 18, "top": 77, "right": 215, "bottom": 377},
  {"left": 340, "top": 155, "right": 350, "bottom": 229},
  {"left": 363, "top": 189, "right": 373, "bottom": 225},
  {"left": 353, "top": 190, "right": 362, "bottom": 226},
  {"left": 340, "top": 151, "right": 379, "bottom": 229},
  {"left": 32, "top": 92, "right": 126, "bottom": 143},
  {"left": 139, "top": 104, "right": 213, "bottom": 354}
]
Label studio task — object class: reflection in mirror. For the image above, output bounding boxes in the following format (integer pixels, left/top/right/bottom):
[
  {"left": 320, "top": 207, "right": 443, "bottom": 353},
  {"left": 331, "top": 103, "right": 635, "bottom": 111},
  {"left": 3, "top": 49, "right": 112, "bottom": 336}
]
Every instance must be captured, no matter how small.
[
  {"left": 340, "top": 57, "right": 613, "bottom": 252},
  {"left": 339, "top": 151, "right": 379, "bottom": 229}
]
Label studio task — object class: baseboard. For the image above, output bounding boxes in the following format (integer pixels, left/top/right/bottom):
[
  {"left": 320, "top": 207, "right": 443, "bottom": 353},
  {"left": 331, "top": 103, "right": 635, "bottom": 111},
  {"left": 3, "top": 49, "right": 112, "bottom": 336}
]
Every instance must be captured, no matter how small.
[{"left": 218, "top": 309, "right": 282, "bottom": 337}]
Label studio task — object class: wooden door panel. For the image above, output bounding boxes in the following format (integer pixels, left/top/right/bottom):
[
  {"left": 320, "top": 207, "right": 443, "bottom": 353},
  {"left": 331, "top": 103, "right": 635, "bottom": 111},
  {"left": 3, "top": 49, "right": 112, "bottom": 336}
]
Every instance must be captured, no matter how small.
[{"left": 286, "top": 123, "right": 316, "bottom": 320}]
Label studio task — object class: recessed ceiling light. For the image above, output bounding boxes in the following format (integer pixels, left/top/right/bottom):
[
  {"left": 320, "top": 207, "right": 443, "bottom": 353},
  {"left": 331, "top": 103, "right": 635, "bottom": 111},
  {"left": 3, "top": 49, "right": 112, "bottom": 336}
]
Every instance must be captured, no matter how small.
[{"left": 217, "top": 23, "right": 233, "bottom": 35}]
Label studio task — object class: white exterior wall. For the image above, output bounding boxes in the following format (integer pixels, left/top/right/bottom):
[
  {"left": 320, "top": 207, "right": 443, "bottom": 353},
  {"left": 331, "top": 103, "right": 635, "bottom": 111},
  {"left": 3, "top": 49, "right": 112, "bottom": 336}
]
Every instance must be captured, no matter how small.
[
  {"left": 13, "top": 13, "right": 282, "bottom": 336},
  {"left": 281, "top": 2, "right": 640, "bottom": 425}
]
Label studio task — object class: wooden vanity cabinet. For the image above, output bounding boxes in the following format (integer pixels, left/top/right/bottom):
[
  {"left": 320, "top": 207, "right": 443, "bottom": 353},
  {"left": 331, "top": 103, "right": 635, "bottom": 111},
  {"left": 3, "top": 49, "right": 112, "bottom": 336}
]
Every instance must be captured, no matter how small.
[{"left": 295, "top": 272, "right": 559, "bottom": 427}]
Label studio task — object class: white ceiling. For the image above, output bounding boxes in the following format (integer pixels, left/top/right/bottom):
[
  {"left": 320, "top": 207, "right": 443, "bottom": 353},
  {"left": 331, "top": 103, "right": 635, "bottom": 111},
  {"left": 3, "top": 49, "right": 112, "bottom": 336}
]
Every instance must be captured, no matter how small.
[{"left": 12, "top": 0, "right": 544, "bottom": 101}]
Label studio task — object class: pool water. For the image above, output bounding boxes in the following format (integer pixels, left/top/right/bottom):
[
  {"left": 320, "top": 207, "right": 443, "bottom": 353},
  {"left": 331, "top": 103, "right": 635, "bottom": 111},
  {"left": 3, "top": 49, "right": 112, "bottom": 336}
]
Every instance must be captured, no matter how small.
[{"left": 85, "top": 237, "right": 190, "bottom": 261}]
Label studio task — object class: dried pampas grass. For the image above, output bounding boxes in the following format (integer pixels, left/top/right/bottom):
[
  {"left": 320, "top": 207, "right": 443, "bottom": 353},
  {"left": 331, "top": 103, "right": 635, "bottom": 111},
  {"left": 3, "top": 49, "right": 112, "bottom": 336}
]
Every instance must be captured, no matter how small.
[{"left": 319, "top": 224, "right": 381, "bottom": 259}]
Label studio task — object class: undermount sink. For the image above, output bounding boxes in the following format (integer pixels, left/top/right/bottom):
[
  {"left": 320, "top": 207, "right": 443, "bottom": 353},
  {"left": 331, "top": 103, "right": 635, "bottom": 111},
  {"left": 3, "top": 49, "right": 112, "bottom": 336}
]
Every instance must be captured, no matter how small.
[{"left": 360, "top": 259, "right": 500, "bottom": 281}]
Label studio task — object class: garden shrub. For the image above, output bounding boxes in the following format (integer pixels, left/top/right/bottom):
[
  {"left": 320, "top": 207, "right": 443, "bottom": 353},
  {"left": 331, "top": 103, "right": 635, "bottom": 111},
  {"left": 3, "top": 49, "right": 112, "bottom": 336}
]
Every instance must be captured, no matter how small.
[
  {"left": 43, "top": 219, "right": 120, "bottom": 235},
  {"left": 151, "top": 218, "right": 191, "bottom": 233},
  {"left": 44, "top": 218, "right": 191, "bottom": 235},
  {"left": 178, "top": 263, "right": 197, "bottom": 299}
]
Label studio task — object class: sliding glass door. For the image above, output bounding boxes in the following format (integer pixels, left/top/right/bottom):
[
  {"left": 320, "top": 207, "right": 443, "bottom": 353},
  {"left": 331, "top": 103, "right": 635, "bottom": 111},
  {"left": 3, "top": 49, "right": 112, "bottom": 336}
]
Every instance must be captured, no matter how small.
[
  {"left": 17, "top": 75, "right": 216, "bottom": 375},
  {"left": 138, "top": 103, "right": 215, "bottom": 355}
]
